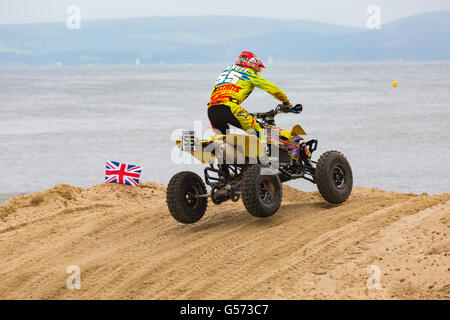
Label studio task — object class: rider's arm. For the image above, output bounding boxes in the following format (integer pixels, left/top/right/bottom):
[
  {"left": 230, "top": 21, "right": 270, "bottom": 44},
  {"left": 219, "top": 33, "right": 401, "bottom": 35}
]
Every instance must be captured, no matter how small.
[{"left": 251, "top": 74, "right": 290, "bottom": 104}]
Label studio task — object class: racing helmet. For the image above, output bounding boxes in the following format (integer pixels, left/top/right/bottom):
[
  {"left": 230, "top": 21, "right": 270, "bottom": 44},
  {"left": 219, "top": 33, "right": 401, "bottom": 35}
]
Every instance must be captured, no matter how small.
[{"left": 235, "top": 51, "right": 265, "bottom": 73}]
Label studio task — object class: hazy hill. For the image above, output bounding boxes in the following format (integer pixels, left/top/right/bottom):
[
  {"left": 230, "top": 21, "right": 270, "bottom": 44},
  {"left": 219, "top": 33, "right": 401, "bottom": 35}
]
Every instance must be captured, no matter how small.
[{"left": 0, "top": 11, "right": 449, "bottom": 65}]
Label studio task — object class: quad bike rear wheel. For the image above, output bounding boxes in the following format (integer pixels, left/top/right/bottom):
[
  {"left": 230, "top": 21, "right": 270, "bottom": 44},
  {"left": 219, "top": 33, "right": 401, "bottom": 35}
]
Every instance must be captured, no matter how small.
[
  {"left": 242, "top": 165, "right": 283, "bottom": 218},
  {"left": 166, "top": 171, "right": 208, "bottom": 224},
  {"left": 315, "top": 151, "right": 353, "bottom": 204}
]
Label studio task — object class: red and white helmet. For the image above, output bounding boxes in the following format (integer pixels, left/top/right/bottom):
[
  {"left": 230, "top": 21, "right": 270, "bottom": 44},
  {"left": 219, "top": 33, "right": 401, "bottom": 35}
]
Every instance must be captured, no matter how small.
[{"left": 235, "top": 51, "right": 265, "bottom": 73}]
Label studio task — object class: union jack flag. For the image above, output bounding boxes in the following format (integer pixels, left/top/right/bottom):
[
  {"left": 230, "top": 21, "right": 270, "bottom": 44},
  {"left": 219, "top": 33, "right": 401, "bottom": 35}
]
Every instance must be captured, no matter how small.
[{"left": 105, "top": 161, "right": 142, "bottom": 186}]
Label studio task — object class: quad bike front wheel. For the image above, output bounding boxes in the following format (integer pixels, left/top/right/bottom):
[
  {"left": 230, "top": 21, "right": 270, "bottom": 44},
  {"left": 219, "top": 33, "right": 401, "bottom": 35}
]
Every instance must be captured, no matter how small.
[
  {"left": 315, "top": 151, "right": 353, "bottom": 204},
  {"left": 242, "top": 165, "right": 283, "bottom": 218},
  {"left": 166, "top": 171, "right": 208, "bottom": 224}
]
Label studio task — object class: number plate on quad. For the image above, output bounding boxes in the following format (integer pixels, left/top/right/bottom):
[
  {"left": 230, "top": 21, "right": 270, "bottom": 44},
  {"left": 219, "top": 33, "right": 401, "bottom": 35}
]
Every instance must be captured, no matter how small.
[{"left": 181, "top": 130, "right": 196, "bottom": 152}]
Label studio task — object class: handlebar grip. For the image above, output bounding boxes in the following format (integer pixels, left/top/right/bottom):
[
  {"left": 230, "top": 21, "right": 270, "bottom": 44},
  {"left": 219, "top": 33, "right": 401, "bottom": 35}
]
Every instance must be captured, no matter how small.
[{"left": 290, "top": 104, "right": 303, "bottom": 114}]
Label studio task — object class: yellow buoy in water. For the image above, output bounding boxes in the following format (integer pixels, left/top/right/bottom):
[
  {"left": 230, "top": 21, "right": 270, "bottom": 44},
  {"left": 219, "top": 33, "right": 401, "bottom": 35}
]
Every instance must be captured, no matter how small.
[{"left": 392, "top": 81, "right": 398, "bottom": 87}]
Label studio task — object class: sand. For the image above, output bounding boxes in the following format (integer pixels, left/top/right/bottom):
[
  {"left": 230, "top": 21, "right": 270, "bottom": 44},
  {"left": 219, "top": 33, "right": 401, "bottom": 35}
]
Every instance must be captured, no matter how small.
[{"left": 0, "top": 182, "right": 449, "bottom": 299}]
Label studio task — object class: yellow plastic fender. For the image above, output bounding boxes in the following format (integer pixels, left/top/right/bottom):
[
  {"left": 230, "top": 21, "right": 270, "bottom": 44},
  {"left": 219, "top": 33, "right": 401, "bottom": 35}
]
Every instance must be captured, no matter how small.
[
  {"left": 223, "top": 133, "right": 266, "bottom": 160},
  {"left": 291, "top": 124, "right": 307, "bottom": 136},
  {"left": 176, "top": 132, "right": 267, "bottom": 164},
  {"left": 176, "top": 139, "right": 216, "bottom": 164},
  {"left": 279, "top": 124, "right": 307, "bottom": 140}
]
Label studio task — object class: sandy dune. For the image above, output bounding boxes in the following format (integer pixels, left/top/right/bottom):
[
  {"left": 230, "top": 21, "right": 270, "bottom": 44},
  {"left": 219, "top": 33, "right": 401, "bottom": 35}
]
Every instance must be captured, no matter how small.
[{"left": 0, "top": 182, "right": 449, "bottom": 299}]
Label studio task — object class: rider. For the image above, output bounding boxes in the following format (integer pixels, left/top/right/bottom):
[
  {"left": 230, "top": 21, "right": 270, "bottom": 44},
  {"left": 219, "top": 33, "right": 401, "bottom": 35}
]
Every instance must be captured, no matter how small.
[{"left": 208, "top": 51, "right": 292, "bottom": 137}]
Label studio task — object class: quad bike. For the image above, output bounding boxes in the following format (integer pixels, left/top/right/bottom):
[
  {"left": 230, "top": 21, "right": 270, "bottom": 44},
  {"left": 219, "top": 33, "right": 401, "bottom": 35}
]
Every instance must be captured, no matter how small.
[{"left": 166, "top": 104, "right": 352, "bottom": 224}]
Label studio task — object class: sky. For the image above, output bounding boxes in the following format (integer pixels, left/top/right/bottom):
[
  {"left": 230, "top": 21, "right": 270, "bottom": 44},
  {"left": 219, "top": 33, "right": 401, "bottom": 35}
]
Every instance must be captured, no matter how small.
[{"left": 1, "top": 0, "right": 450, "bottom": 27}]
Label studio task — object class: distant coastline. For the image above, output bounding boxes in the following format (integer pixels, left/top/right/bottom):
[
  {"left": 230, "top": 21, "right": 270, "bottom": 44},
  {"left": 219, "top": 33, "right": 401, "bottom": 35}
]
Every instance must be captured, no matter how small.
[{"left": 0, "top": 11, "right": 449, "bottom": 65}]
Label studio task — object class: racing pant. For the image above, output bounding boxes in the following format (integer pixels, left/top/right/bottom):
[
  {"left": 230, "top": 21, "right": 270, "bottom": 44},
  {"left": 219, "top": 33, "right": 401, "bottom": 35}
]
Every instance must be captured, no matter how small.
[{"left": 207, "top": 104, "right": 263, "bottom": 138}]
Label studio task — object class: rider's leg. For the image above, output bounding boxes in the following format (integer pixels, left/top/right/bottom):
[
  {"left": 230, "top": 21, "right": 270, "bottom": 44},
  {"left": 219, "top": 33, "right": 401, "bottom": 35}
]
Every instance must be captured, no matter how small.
[
  {"left": 228, "top": 103, "right": 266, "bottom": 143},
  {"left": 208, "top": 104, "right": 266, "bottom": 141},
  {"left": 208, "top": 105, "right": 267, "bottom": 164},
  {"left": 228, "top": 103, "right": 262, "bottom": 133}
]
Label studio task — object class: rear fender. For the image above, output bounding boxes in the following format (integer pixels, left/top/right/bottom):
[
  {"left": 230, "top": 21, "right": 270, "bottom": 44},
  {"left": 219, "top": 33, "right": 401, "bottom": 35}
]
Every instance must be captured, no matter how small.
[
  {"left": 176, "top": 139, "right": 216, "bottom": 164},
  {"left": 176, "top": 133, "right": 266, "bottom": 165},
  {"left": 224, "top": 133, "right": 266, "bottom": 161}
]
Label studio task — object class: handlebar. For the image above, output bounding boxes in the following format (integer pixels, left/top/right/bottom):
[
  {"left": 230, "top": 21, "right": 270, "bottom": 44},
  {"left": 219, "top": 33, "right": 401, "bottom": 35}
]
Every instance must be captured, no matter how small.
[{"left": 252, "top": 104, "right": 303, "bottom": 120}]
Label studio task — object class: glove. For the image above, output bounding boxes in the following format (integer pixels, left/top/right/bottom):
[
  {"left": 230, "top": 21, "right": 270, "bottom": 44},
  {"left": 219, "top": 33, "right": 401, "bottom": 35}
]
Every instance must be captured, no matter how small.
[
  {"left": 291, "top": 104, "right": 303, "bottom": 114},
  {"left": 280, "top": 102, "right": 292, "bottom": 112}
]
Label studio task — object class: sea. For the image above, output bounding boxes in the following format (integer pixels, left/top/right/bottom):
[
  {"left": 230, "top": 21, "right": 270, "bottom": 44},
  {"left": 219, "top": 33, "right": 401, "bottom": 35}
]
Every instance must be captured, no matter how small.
[{"left": 1, "top": 62, "right": 449, "bottom": 203}]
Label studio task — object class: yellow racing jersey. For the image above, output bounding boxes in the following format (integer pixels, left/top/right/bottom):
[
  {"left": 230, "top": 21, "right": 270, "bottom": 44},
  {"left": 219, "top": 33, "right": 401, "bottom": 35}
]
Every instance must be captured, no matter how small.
[{"left": 209, "top": 64, "right": 289, "bottom": 108}]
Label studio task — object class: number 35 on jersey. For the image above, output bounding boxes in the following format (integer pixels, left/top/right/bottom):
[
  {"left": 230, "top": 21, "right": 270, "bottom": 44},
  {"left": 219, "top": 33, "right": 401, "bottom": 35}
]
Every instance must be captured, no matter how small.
[{"left": 215, "top": 70, "right": 242, "bottom": 85}]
